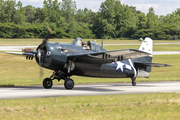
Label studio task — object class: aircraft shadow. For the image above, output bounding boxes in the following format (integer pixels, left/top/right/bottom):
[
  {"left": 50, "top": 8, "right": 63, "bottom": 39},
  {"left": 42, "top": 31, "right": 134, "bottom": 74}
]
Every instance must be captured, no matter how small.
[
  {"left": 0, "top": 85, "right": 124, "bottom": 92},
  {"left": 72, "top": 87, "right": 121, "bottom": 92}
]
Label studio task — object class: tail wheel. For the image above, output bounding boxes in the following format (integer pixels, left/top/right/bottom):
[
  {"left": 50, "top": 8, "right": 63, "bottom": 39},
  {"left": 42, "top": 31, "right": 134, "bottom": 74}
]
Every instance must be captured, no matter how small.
[
  {"left": 131, "top": 77, "right": 136, "bottom": 86},
  {"left": 132, "top": 81, "right": 136, "bottom": 86},
  {"left": 64, "top": 78, "right": 74, "bottom": 90},
  {"left": 43, "top": 78, "right": 53, "bottom": 89}
]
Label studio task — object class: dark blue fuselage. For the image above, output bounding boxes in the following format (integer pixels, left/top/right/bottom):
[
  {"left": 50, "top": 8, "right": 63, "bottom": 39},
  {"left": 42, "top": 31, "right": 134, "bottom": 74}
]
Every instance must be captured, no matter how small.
[{"left": 36, "top": 42, "right": 136, "bottom": 78}]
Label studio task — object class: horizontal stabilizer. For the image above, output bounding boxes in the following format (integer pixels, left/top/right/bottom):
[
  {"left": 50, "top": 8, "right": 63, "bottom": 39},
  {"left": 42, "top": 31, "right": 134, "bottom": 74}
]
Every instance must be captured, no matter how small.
[{"left": 135, "top": 62, "right": 171, "bottom": 67}]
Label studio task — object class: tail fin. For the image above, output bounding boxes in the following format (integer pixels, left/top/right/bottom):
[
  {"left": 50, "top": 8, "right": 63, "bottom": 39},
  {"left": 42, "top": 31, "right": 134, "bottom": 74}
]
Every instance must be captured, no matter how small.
[
  {"left": 139, "top": 37, "right": 153, "bottom": 56},
  {"left": 134, "top": 37, "right": 171, "bottom": 78},
  {"left": 133, "top": 37, "right": 153, "bottom": 78}
]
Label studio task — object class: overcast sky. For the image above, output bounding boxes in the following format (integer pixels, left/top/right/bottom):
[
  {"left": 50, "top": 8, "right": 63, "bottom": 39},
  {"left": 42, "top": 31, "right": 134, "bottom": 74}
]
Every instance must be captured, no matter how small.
[{"left": 19, "top": 0, "right": 180, "bottom": 16}]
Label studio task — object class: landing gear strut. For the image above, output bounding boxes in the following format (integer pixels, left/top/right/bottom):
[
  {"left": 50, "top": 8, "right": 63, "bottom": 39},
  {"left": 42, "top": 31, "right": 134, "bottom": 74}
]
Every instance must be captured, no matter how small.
[
  {"left": 131, "top": 77, "right": 136, "bottom": 86},
  {"left": 42, "top": 71, "right": 74, "bottom": 90}
]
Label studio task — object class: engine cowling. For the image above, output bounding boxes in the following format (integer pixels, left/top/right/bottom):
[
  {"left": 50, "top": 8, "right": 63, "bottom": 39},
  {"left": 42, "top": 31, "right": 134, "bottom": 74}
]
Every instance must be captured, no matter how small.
[{"left": 35, "top": 43, "right": 68, "bottom": 71}]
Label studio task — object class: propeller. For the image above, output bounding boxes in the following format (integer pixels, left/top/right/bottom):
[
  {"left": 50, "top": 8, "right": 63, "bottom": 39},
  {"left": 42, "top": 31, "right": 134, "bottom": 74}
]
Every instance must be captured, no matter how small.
[
  {"left": 40, "top": 28, "right": 52, "bottom": 49},
  {"left": 38, "top": 28, "right": 52, "bottom": 77},
  {"left": 38, "top": 49, "right": 44, "bottom": 77},
  {"left": 21, "top": 28, "right": 52, "bottom": 77}
]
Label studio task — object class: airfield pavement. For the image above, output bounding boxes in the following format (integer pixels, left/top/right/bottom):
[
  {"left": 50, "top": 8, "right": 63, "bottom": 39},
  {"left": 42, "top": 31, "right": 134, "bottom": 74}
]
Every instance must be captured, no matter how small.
[{"left": 0, "top": 81, "right": 180, "bottom": 99}]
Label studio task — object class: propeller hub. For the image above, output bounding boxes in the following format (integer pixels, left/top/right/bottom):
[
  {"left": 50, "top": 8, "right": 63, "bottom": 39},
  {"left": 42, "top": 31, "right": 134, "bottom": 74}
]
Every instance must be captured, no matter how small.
[{"left": 35, "top": 44, "right": 47, "bottom": 65}]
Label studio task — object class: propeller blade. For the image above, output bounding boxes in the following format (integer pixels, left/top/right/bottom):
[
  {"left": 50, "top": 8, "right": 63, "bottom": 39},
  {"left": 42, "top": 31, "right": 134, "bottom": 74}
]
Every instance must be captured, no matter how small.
[
  {"left": 39, "top": 67, "right": 44, "bottom": 78},
  {"left": 38, "top": 50, "right": 41, "bottom": 63},
  {"left": 41, "top": 28, "right": 52, "bottom": 49},
  {"left": 38, "top": 28, "right": 52, "bottom": 78},
  {"left": 39, "top": 52, "right": 43, "bottom": 78}
]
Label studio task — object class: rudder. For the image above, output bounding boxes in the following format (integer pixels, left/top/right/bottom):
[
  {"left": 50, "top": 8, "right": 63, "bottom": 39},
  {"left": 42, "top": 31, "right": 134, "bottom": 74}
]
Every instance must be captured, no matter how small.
[{"left": 139, "top": 37, "right": 153, "bottom": 56}]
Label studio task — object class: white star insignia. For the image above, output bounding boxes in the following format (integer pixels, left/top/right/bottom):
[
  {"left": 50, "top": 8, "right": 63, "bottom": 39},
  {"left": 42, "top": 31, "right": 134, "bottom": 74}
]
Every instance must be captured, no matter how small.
[{"left": 116, "top": 62, "right": 124, "bottom": 72}]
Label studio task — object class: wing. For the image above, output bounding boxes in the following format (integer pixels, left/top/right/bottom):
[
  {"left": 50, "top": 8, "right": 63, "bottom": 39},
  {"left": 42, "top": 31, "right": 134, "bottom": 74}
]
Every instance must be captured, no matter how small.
[
  {"left": 68, "top": 49, "right": 151, "bottom": 64},
  {"left": 5, "top": 52, "right": 35, "bottom": 56}
]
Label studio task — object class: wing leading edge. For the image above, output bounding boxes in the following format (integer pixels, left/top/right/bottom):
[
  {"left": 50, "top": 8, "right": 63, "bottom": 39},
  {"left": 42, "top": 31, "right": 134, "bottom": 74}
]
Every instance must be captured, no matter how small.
[{"left": 5, "top": 52, "right": 35, "bottom": 56}]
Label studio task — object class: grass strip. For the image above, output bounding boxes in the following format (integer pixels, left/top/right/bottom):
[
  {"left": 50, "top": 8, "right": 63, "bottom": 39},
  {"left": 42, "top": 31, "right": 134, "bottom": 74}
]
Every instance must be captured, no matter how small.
[{"left": 0, "top": 93, "right": 180, "bottom": 119}]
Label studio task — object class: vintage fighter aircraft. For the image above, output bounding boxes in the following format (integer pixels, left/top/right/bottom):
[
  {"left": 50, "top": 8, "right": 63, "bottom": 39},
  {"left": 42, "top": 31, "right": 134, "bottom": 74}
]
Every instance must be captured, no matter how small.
[{"left": 6, "top": 34, "right": 170, "bottom": 89}]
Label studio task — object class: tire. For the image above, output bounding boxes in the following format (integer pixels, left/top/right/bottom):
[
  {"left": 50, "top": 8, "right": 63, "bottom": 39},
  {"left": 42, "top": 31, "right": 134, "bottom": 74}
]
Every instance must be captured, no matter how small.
[
  {"left": 131, "top": 77, "right": 136, "bottom": 86},
  {"left": 43, "top": 78, "right": 53, "bottom": 89},
  {"left": 132, "top": 82, "right": 136, "bottom": 86},
  {"left": 64, "top": 78, "right": 74, "bottom": 90}
]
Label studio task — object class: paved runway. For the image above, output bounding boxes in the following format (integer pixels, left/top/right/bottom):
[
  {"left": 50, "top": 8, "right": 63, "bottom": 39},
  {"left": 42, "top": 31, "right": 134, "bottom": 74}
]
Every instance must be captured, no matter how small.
[
  {"left": 153, "top": 51, "right": 180, "bottom": 55},
  {"left": 104, "top": 42, "right": 180, "bottom": 45},
  {"left": 0, "top": 81, "right": 180, "bottom": 99},
  {"left": 1, "top": 45, "right": 180, "bottom": 55}
]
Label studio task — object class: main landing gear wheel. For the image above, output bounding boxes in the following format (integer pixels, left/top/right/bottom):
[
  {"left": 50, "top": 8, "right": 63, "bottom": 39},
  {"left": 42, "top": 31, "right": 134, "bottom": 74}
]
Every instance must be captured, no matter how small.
[
  {"left": 43, "top": 78, "right": 53, "bottom": 89},
  {"left": 131, "top": 77, "right": 136, "bottom": 86},
  {"left": 64, "top": 78, "right": 74, "bottom": 90}
]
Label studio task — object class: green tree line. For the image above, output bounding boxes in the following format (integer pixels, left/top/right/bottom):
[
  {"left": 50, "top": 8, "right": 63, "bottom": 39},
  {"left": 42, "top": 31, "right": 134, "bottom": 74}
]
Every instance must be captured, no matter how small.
[{"left": 0, "top": 0, "right": 180, "bottom": 40}]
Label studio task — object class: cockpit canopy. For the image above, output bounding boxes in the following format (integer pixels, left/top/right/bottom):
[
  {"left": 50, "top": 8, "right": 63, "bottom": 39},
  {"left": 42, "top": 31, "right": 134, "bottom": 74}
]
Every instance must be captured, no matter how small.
[
  {"left": 71, "top": 38, "right": 106, "bottom": 52},
  {"left": 71, "top": 38, "right": 82, "bottom": 47},
  {"left": 87, "top": 41, "right": 102, "bottom": 52}
]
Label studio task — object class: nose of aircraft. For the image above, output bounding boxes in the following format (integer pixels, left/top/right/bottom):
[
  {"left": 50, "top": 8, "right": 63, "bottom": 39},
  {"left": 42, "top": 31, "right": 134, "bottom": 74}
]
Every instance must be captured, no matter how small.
[{"left": 35, "top": 44, "right": 47, "bottom": 66}]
